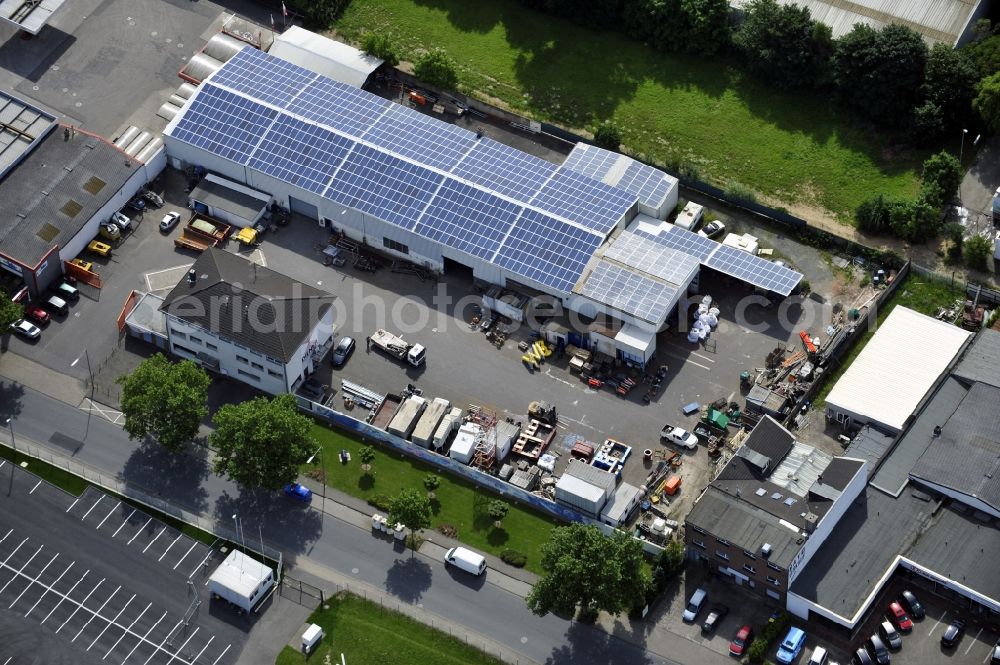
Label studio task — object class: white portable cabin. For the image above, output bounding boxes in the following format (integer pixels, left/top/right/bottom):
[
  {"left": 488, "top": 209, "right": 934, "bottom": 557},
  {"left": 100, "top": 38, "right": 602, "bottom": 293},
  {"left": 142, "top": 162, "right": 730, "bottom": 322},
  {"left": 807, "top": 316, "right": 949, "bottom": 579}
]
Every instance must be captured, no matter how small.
[
  {"left": 433, "top": 407, "right": 463, "bottom": 450},
  {"left": 494, "top": 420, "right": 521, "bottom": 463},
  {"left": 387, "top": 395, "right": 427, "bottom": 439},
  {"left": 449, "top": 422, "right": 481, "bottom": 464},
  {"left": 208, "top": 550, "right": 274, "bottom": 613},
  {"left": 411, "top": 397, "right": 450, "bottom": 448}
]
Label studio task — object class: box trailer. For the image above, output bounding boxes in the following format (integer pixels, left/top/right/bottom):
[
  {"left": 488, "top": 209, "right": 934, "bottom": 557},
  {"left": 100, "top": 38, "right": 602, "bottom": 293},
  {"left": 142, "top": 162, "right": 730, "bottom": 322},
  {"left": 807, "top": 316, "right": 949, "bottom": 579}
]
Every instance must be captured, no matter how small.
[
  {"left": 411, "top": 397, "right": 450, "bottom": 448},
  {"left": 432, "top": 407, "right": 463, "bottom": 451},
  {"left": 387, "top": 395, "right": 427, "bottom": 439},
  {"left": 208, "top": 550, "right": 274, "bottom": 613},
  {"left": 449, "top": 422, "right": 480, "bottom": 464}
]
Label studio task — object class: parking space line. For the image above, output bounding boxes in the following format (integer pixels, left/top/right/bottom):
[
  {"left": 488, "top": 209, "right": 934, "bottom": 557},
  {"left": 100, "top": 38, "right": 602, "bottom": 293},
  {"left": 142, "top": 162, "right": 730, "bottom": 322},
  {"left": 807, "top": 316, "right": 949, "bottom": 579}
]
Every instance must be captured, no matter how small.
[
  {"left": 172, "top": 542, "right": 199, "bottom": 571},
  {"left": 113, "top": 509, "right": 138, "bottom": 538},
  {"left": 142, "top": 620, "right": 182, "bottom": 665},
  {"left": 66, "top": 497, "right": 81, "bottom": 514},
  {"left": 72, "top": 585, "right": 121, "bottom": 642},
  {"left": 97, "top": 501, "right": 122, "bottom": 530},
  {"left": 929, "top": 612, "right": 947, "bottom": 636},
  {"left": 173, "top": 626, "right": 200, "bottom": 659},
  {"left": 128, "top": 519, "right": 152, "bottom": 545},
  {"left": 105, "top": 601, "right": 151, "bottom": 659},
  {"left": 0, "top": 537, "right": 28, "bottom": 568},
  {"left": 0, "top": 544, "right": 43, "bottom": 594},
  {"left": 965, "top": 627, "right": 983, "bottom": 655},
  {"left": 41, "top": 569, "right": 88, "bottom": 623},
  {"left": 985, "top": 642, "right": 995, "bottom": 664},
  {"left": 189, "top": 549, "right": 214, "bottom": 579},
  {"left": 210, "top": 643, "right": 232, "bottom": 665},
  {"left": 142, "top": 527, "right": 167, "bottom": 554},
  {"left": 81, "top": 495, "right": 105, "bottom": 521},
  {"left": 87, "top": 593, "right": 135, "bottom": 650},
  {"left": 658, "top": 349, "right": 712, "bottom": 370},
  {"left": 0, "top": 528, "right": 11, "bottom": 543},
  {"left": 158, "top": 534, "right": 182, "bottom": 563},
  {"left": 123, "top": 610, "right": 166, "bottom": 664},
  {"left": 29, "top": 479, "right": 42, "bottom": 494},
  {"left": 56, "top": 577, "right": 105, "bottom": 633},
  {"left": 26, "top": 560, "right": 74, "bottom": 618},
  {"left": 9, "top": 552, "right": 58, "bottom": 609},
  {"left": 190, "top": 635, "right": 215, "bottom": 664}
]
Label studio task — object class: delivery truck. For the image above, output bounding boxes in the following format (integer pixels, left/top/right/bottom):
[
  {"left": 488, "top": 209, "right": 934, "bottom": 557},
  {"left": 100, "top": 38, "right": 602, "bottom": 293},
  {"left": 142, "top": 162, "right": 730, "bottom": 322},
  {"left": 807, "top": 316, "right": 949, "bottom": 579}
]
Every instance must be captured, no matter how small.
[{"left": 370, "top": 329, "right": 426, "bottom": 367}]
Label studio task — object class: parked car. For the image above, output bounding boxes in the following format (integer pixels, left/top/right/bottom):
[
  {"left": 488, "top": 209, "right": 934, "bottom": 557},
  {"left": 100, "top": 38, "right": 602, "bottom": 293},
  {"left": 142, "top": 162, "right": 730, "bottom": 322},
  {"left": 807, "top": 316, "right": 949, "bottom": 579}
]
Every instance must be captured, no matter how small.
[
  {"left": 701, "top": 605, "right": 728, "bottom": 633},
  {"left": 98, "top": 223, "right": 121, "bottom": 241},
  {"left": 331, "top": 336, "right": 355, "bottom": 367},
  {"left": 11, "top": 319, "right": 40, "bottom": 339},
  {"left": 43, "top": 294, "right": 68, "bottom": 315},
  {"left": 126, "top": 197, "right": 146, "bottom": 212},
  {"left": 70, "top": 258, "right": 93, "bottom": 272},
  {"left": 878, "top": 621, "right": 901, "bottom": 650},
  {"left": 443, "top": 546, "right": 487, "bottom": 576},
  {"left": 899, "top": 590, "right": 924, "bottom": 620},
  {"left": 887, "top": 602, "right": 912, "bottom": 633},
  {"left": 283, "top": 483, "right": 312, "bottom": 503},
  {"left": 867, "top": 634, "right": 889, "bottom": 665},
  {"left": 142, "top": 190, "right": 164, "bottom": 207},
  {"left": 86, "top": 240, "right": 112, "bottom": 257},
  {"left": 159, "top": 211, "right": 181, "bottom": 232},
  {"left": 111, "top": 211, "right": 132, "bottom": 232},
  {"left": 52, "top": 282, "right": 79, "bottom": 303},
  {"left": 681, "top": 588, "right": 707, "bottom": 623},
  {"left": 990, "top": 637, "right": 1000, "bottom": 664},
  {"left": 698, "top": 220, "right": 726, "bottom": 239},
  {"left": 940, "top": 619, "right": 966, "bottom": 648},
  {"left": 808, "top": 646, "right": 829, "bottom": 665},
  {"left": 729, "top": 624, "right": 753, "bottom": 657},
  {"left": 853, "top": 647, "right": 874, "bottom": 665},
  {"left": 662, "top": 425, "right": 698, "bottom": 449},
  {"left": 776, "top": 627, "right": 807, "bottom": 664},
  {"left": 24, "top": 303, "right": 49, "bottom": 326}
]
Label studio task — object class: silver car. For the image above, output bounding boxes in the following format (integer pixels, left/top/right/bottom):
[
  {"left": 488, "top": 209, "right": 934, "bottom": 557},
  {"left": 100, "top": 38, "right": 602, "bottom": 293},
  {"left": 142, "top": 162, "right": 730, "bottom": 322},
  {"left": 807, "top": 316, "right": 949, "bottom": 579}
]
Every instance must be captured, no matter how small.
[
  {"left": 11, "top": 319, "right": 40, "bottom": 339},
  {"left": 110, "top": 211, "right": 132, "bottom": 232}
]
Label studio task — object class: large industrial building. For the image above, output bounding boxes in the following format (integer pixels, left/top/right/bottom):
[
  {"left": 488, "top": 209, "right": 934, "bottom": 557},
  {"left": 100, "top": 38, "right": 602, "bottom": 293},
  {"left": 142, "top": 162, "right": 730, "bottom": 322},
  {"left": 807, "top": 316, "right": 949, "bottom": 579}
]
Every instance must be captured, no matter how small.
[{"left": 161, "top": 45, "right": 801, "bottom": 364}]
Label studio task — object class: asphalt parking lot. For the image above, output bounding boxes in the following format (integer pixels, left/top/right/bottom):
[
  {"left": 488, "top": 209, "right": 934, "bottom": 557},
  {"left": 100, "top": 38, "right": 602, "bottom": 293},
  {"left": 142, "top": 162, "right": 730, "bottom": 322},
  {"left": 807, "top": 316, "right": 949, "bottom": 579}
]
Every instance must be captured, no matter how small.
[{"left": 0, "top": 459, "right": 251, "bottom": 665}]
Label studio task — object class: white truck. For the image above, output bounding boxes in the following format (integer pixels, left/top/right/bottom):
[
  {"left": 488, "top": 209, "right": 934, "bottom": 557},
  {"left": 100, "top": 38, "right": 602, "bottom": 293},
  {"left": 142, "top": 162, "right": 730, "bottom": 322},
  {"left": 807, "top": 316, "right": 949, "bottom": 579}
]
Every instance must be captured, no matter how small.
[{"left": 370, "top": 329, "right": 426, "bottom": 367}]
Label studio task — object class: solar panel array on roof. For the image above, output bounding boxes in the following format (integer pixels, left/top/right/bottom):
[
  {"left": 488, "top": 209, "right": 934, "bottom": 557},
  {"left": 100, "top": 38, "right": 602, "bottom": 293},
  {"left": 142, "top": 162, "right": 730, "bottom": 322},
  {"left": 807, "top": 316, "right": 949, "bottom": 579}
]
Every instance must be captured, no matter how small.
[
  {"left": 363, "top": 103, "right": 477, "bottom": 171},
  {"left": 211, "top": 47, "right": 315, "bottom": 108},
  {"left": 603, "top": 230, "right": 700, "bottom": 286},
  {"left": 249, "top": 115, "right": 354, "bottom": 194},
  {"left": 639, "top": 225, "right": 718, "bottom": 261},
  {"left": 561, "top": 144, "right": 621, "bottom": 181},
  {"left": 289, "top": 76, "right": 391, "bottom": 136},
  {"left": 531, "top": 168, "right": 635, "bottom": 235},
  {"left": 495, "top": 209, "right": 604, "bottom": 292},
  {"left": 170, "top": 85, "right": 278, "bottom": 165},
  {"left": 706, "top": 244, "right": 801, "bottom": 296},
  {"left": 617, "top": 160, "right": 673, "bottom": 207},
  {"left": 580, "top": 261, "right": 675, "bottom": 324},
  {"left": 561, "top": 143, "right": 675, "bottom": 210},
  {"left": 414, "top": 180, "right": 522, "bottom": 259},
  {"left": 451, "top": 137, "right": 556, "bottom": 200}
]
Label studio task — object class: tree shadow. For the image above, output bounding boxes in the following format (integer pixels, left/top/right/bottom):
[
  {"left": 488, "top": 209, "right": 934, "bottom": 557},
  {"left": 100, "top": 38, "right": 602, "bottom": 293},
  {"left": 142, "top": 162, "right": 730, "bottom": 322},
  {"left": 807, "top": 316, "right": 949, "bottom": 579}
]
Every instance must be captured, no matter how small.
[
  {"left": 0, "top": 381, "right": 26, "bottom": 424},
  {"left": 357, "top": 474, "right": 375, "bottom": 491},
  {"left": 412, "top": 0, "right": 504, "bottom": 34},
  {"left": 486, "top": 526, "right": 509, "bottom": 547},
  {"left": 384, "top": 556, "right": 432, "bottom": 604},
  {"left": 543, "top": 620, "right": 654, "bottom": 665},
  {"left": 120, "top": 440, "right": 211, "bottom": 514},
  {"left": 213, "top": 488, "right": 323, "bottom": 558},
  {"left": 429, "top": 497, "right": 441, "bottom": 515}
]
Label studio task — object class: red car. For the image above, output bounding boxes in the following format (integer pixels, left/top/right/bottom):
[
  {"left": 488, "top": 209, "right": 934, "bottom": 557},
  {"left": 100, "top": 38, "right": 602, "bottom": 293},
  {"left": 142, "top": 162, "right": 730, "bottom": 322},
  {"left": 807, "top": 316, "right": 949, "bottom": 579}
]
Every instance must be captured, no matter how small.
[
  {"left": 730, "top": 624, "right": 753, "bottom": 657},
  {"left": 888, "top": 601, "right": 913, "bottom": 633},
  {"left": 24, "top": 303, "right": 50, "bottom": 326}
]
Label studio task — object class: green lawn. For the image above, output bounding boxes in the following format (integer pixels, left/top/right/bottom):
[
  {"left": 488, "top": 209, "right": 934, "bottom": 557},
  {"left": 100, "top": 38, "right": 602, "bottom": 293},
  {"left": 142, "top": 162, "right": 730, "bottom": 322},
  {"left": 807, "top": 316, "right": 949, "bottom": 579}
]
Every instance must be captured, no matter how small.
[
  {"left": 335, "top": 0, "right": 923, "bottom": 219},
  {"left": 307, "top": 423, "right": 559, "bottom": 573},
  {"left": 276, "top": 591, "right": 503, "bottom": 665}
]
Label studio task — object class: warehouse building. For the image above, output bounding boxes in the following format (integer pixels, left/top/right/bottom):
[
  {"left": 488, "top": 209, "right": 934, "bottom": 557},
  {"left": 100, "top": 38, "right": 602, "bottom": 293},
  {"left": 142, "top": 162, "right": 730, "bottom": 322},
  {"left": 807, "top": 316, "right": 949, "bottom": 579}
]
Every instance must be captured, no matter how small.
[
  {"left": 161, "top": 46, "right": 802, "bottom": 362},
  {"left": 824, "top": 306, "right": 972, "bottom": 435}
]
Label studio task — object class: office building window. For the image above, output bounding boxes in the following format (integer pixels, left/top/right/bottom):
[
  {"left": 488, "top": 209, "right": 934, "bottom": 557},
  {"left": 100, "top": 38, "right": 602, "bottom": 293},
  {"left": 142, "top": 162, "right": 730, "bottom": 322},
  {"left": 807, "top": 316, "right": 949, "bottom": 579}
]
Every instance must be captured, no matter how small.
[{"left": 716, "top": 551, "right": 730, "bottom": 561}]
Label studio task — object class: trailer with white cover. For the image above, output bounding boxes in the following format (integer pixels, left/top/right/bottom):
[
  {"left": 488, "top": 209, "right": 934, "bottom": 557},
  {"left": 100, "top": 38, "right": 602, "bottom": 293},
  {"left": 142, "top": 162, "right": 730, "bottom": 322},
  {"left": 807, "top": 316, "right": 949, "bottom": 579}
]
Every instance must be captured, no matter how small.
[
  {"left": 449, "top": 422, "right": 481, "bottom": 464},
  {"left": 433, "top": 407, "right": 464, "bottom": 450},
  {"left": 208, "top": 550, "right": 274, "bottom": 613},
  {"left": 387, "top": 395, "right": 427, "bottom": 439},
  {"left": 412, "top": 397, "right": 451, "bottom": 448}
]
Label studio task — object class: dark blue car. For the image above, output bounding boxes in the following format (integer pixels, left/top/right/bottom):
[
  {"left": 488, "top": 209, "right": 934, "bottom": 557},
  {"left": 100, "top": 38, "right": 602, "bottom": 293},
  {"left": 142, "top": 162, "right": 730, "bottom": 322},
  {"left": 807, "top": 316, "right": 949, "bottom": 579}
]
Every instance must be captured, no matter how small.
[{"left": 283, "top": 483, "right": 312, "bottom": 503}]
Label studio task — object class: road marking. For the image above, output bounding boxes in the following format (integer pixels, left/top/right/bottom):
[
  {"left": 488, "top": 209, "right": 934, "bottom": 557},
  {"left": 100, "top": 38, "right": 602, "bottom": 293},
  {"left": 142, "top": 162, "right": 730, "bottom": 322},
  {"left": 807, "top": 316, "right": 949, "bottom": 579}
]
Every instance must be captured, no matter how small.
[
  {"left": 929, "top": 612, "right": 947, "bottom": 636},
  {"left": 123, "top": 610, "right": 166, "bottom": 664},
  {"left": 0, "top": 528, "right": 11, "bottom": 543},
  {"left": 81, "top": 496, "right": 105, "bottom": 521},
  {"left": 1, "top": 544, "right": 42, "bottom": 594},
  {"left": 72, "top": 585, "right": 121, "bottom": 642},
  {"left": 9, "top": 552, "right": 59, "bottom": 609},
  {"left": 190, "top": 635, "right": 215, "bottom": 664},
  {"left": 87, "top": 593, "right": 135, "bottom": 650},
  {"left": 158, "top": 534, "right": 182, "bottom": 562},
  {"left": 42, "top": 569, "right": 88, "bottom": 624},
  {"left": 657, "top": 349, "right": 712, "bottom": 370},
  {"left": 174, "top": 627, "right": 201, "bottom": 658},
  {"left": 985, "top": 641, "right": 995, "bottom": 664},
  {"left": 172, "top": 542, "right": 199, "bottom": 571},
  {"left": 542, "top": 369, "right": 576, "bottom": 388},
  {"left": 142, "top": 527, "right": 166, "bottom": 554},
  {"left": 112, "top": 509, "right": 137, "bottom": 538},
  {"left": 56, "top": 577, "right": 105, "bottom": 633},
  {"left": 965, "top": 627, "right": 983, "bottom": 655},
  {"left": 26, "top": 560, "right": 74, "bottom": 618},
  {"left": 143, "top": 620, "right": 182, "bottom": 665},
  {"left": 104, "top": 601, "right": 151, "bottom": 659},
  {"left": 66, "top": 497, "right": 81, "bottom": 514},
  {"left": 28, "top": 479, "right": 41, "bottom": 494},
  {"left": 128, "top": 519, "right": 152, "bottom": 545},
  {"left": 97, "top": 502, "right": 122, "bottom": 530},
  {"left": 189, "top": 549, "right": 215, "bottom": 579},
  {"left": 210, "top": 644, "right": 232, "bottom": 665}
]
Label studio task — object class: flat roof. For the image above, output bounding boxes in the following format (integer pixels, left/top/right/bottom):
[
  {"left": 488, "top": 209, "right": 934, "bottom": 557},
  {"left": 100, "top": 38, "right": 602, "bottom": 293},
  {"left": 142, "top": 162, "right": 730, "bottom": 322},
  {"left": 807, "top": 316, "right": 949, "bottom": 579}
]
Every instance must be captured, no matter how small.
[
  {"left": 124, "top": 292, "right": 167, "bottom": 335},
  {"left": 209, "top": 549, "right": 271, "bottom": 598},
  {"left": 555, "top": 475, "right": 605, "bottom": 504},
  {"left": 952, "top": 329, "right": 1000, "bottom": 389},
  {"left": 0, "top": 92, "right": 57, "bottom": 181},
  {"left": 844, "top": 426, "right": 895, "bottom": 477},
  {"left": 825, "top": 306, "right": 971, "bottom": 432},
  {"left": 0, "top": 130, "right": 139, "bottom": 268},
  {"left": 0, "top": 0, "right": 68, "bottom": 35},
  {"left": 600, "top": 482, "right": 641, "bottom": 521},
  {"left": 189, "top": 175, "right": 269, "bottom": 222},
  {"left": 269, "top": 26, "right": 383, "bottom": 88}
]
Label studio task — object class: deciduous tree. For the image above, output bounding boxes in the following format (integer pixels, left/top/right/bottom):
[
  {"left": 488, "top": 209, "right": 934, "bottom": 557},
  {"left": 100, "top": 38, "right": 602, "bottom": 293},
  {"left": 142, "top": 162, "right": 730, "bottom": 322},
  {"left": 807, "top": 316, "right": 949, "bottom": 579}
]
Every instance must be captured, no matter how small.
[
  {"left": 361, "top": 32, "right": 400, "bottom": 67},
  {"left": 973, "top": 71, "right": 1000, "bottom": 132},
  {"left": 0, "top": 290, "right": 23, "bottom": 334},
  {"left": 920, "top": 151, "right": 963, "bottom": 208},
  {"left": 919, "top": 44, "right": 978, "bottom": 137},
  {"left": 734, "top": 0, "right": 831, "bottom": 90},
  {"left": 359, "top": 445, "right": 375, "bottom": 475},
  {"left": 965, "top": 234, "right": 992, "bottom": 271},
  {"left": 210, "top": 394, "right": 313, "bottom": 490},
  {"left": 414, "top": 49, "right": 458, "bottom": 91},
  {"left": 423, "top": 473, "right": 440, "bottom": 499},
  {"left": 487, "top": 500, "right": 509, "bottom": 528},
  {"left": 117, "top": 353, "right": 209, "bottom": 451},
  {"left": 388, "top": 488, "right": 432, "bottom": 550}
]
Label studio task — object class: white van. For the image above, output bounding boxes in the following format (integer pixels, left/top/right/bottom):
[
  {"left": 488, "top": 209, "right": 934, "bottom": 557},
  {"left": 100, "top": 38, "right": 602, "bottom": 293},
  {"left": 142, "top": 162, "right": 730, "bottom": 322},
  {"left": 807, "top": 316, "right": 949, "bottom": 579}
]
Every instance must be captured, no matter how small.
[
  {"left": 444, "top": 546, "right": 486, "bottom": 576},
  {"left": 682, "top": 587, "right": 707, "bottom": 623}
]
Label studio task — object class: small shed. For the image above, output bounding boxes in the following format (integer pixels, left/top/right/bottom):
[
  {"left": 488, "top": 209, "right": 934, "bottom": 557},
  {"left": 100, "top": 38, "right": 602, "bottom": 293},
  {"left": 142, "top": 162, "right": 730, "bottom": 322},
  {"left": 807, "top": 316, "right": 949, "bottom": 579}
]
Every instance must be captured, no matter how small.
[
  {"left": 615, "top": 324, "right": 656, "bottom": 367},
  {"left": 745, "top": 385, "right": 790, "bottom": 418},
  {"left": 494, "top": 420, "right": 521, "bottom": 462},
  {"left": 268, "top": 26, "right": 384, "bottom": 88},
  {"left": 188, "top": 174, "right": 270, "bottom": 228},
  {"left": 449, "top": 422, "right": 480, "bottom": 464},
  {"left": 208, "top": 550, "right": 274, "bottom": 613},
  {"left": 599, "top": 482, "right": 642, "bottom": 527}
]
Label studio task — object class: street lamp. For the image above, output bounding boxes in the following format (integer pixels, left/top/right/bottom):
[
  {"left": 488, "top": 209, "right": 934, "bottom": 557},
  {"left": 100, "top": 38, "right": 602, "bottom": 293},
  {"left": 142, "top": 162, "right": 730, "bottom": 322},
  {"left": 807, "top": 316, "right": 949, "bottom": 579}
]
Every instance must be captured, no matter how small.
[
  {"left": 960, "top": 128, "right": 969, "bottom": 164},
  {"left": 307, "top": 446, "right": 325, "bottom": 513},
  {"left": 5, "top": 418, "right": 13, "bottom": 495},
  {"left": 71, "top": 349, "right": 93, "bottom": 441},
  {"left": 5, "top": 417, "right": 14, "bottom": 454}
]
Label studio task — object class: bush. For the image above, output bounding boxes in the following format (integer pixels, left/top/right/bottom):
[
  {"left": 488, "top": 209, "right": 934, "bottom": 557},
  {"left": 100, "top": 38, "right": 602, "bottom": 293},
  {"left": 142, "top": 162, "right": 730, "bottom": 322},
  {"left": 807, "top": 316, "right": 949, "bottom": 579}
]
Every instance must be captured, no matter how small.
[
  {"left": 965, "top": 235, "right": 992, "bottom": 271},
  {"left": 500, "top": 548, "right": 528, "bottom": 567},
  {"left": 945, "top": 223, "right": 965, "bottom": 263},
  {"left": 367, "top": 493, "right": 391, "bottom": 512},
  {"left": 920, "top": 151, "right": 963, "bottom": 207},
  {"left": 287, "top": 0, "right": 352, "bottom": 29},
  {"left": 855, "top": 194, "right": 891, "bottom": 234},
  {"left": 593, "top": 122, "right": 622, "bottom": 150},
  {"left": 414, "top": 49, "right": 458, "bottom": 91},
  {"left": 747, "top": 611, "right": 789, "bottom": 663},
  {"left": 361, "top": 32, "right": 400, "bottom": 66},
  {"left": 725, "top": 181, "right": 758, "bottom": 204}
]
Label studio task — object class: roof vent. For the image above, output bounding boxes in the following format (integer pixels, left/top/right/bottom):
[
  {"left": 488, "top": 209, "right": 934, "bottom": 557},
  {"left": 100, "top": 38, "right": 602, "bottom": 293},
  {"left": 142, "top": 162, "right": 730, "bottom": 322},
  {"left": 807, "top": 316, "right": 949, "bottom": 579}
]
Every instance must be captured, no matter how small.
[
  {"left": 187, "top": 269, "right": 196, "bottom": 285},
  {"left": 933, "top": 425, "right": 942, "bottom": 437},
  {"left": 755, "top": 488, "right": 767, "bottom": 497},
  {"left": 762, "top": 543, "right": 772, "bottom": 558}
]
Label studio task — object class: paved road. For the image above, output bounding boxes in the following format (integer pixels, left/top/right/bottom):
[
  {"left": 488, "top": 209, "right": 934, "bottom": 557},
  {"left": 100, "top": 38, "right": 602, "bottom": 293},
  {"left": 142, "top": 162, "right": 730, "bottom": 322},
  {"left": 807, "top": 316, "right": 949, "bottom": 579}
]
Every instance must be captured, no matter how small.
[{"left": 0, "top": 376, "right": 731, "bottom": 665}]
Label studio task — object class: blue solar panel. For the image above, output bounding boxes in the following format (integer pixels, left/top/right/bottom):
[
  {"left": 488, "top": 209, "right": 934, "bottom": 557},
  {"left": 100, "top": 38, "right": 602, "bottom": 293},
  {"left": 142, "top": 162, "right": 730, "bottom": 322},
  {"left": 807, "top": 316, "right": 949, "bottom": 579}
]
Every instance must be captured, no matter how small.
[
  {"left": 211, "top": 47, "right": 315, "bottom": 109},
  {"left": 603, "top": 231, "right": 700, "bottom": 285},
  {"left": 531, "top": 168, "right": 635, "bottom": 235},
  {"left": 363, "top": 104, "right": 477, "bottom": 171},
  {"left": 289, "top": 77, "right": 391, "bottom": 138},
  {"left": 705, "top": 245, "right": 802, "bottom": 296},
  {"left": 414, "top": 180, "right": 522, "bottom": 260},
  {"left": 561, "top": 144, "right": 621, "bottom": 182},
  {"left": 495, "top": 210, "right": 603, "bottom": 291},
  {"left": 617, "top": 160, "right": 673, "bottom": 207},
  {"left": 580, "top": 261, "right": 675, "bottom": 323},
  {"left": 451, "top": 138, "right": 557, "bottom": 200},
  {"left": 324, "top": 145, "right": 444, "bottom": 230},
  {"left": 637, "top": 225, "right": 719, "bottom": 261},
  {"left": 249, "top": 115, "right": 355, "bottom": 194},
  {"left": 170, "top": 84, "right": 278, "bottom": 165}
]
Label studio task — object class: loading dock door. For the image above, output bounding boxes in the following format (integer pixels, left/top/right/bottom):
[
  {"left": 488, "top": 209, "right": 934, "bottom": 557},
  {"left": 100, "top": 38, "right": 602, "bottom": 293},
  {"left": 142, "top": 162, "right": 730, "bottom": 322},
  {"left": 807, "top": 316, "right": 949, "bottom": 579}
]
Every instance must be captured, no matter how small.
[{"left": 289, "top": 196, "right": 319, "bottom": 220}]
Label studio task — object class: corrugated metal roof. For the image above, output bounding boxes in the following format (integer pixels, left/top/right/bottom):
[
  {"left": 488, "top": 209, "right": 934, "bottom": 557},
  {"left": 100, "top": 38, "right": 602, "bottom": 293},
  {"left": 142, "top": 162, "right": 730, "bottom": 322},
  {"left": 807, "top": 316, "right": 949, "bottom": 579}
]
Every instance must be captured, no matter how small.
[
  {"left": 269, "top": 27, "right": 383, "bottom": 88},
  {"left": 770, "top": 443, "right": 833, "bottom": 498},
  {"left": 730, "top": 0, "right": 984, "bottom": 46},
  {"left": 826, "top": 307, "right": 971, "bottom": 432},
  {"left": 0, "top": 91, "right": 57, "bottom": 181}
]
